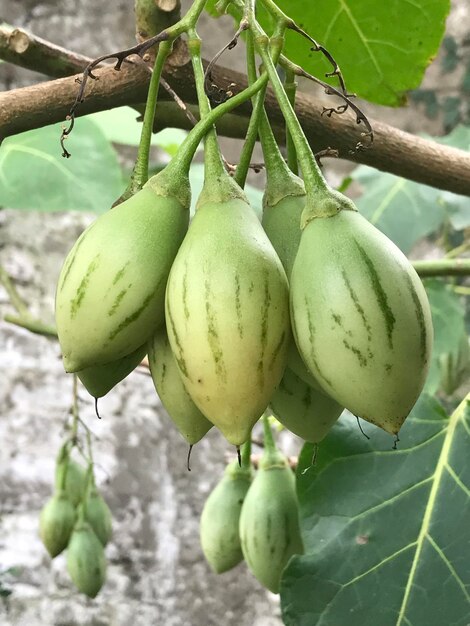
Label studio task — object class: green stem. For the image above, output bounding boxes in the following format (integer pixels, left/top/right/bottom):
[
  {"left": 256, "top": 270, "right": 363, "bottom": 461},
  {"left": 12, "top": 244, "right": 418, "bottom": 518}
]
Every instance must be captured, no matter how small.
[
  {"left": 159, "top": 66, "right": 268, "bottom": 183},
  {"left": 132, "top": 39, "right": 173, "bottom": 190},
  {"left": 71, "top": 374, "right": 79, "bottom": 442},
  {"left": 241, "top": 437, "right": 252, "bottom": 470},
  {"left": 3, "top": 314, "right": 57, "bottom": 337},
  {"left": 187, "top": 30, "right": 226, "bottom": 183},
  {"left": 0, "top": 265, "right": 31, "bottom": 319},
  {"left": 284, "top": 67, "right": 298, "bottom": 174},
  {"left": 251, "top": 28, "right": 325, "bottom": 197},
  {"left": 262, "top": 414, "right": 276, "bottom": 453},
  {"left": 235, "top": 5, "right": 285, "bottom": 188},
  {"left": 234, "top": 30, "right": 262, "bottom": 188},
  {"left": 414, "top": 259, "right": 470, "bottom": 277}
]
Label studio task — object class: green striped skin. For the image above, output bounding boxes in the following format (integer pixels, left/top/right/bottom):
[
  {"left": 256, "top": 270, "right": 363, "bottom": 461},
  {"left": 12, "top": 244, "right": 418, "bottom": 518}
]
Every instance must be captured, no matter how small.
[
  {"left": 290, "top": 210, "right": 433, "bottom": 434},
  {"left": 55, "top": 186, "right": 189, "bottom": 372},
  {"left": 148, "top": 326, "right": 212, "bottom": 445},
  {"left": 200, "top": 460, "right": 253, "bottom": 574},
  {"left": 39, "top": 491, "right": 76, "bottom": 558},
  {"left": 55, "top": 458, "right": 87, "bottom": 508},
  {"left": 165, "top": 198, "right": 290, "bottom": 446},
  {"left": 77, "top": 343, "right": 147, "bottom": 399},
  {"left": 262, "top": 192, "right": 341, "bottom": 410},
  {"left": 270, "top": 367, "right": 343, "bottom": 443},
  {"left": 262, "top": 193, "right": 305, "bottom": 280},
  {"left": 85, "top": 488, "right": 112, "bottom": 547},
  {"left": 239, "top": 452, "right": 303, "bottom": 593},
  {"left": 66, "top": 519, "right": 106, "bottom": 598}
]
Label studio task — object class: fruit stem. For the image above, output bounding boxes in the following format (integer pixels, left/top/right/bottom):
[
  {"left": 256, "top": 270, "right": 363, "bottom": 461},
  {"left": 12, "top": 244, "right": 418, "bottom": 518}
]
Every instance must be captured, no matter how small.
[
  {"left": 241, "top": 437, "right": 252, "bottom": 470},
  {"left": 187, "top": 32, "right": 225, "bottom": 183},
  {"left": 156, "top": 64, "right": 268, "bottom": 191},
  {"left": 284, "top": 67, "right": 298, "bottom": 175},
  {"left": 234, "top": 19, "right": 285, "bottom": 188},
  {"left": 258, "top": 108, "right": 305, "bottom": 207},
  {"left": 131, "top": 39, "right": 173, "bottom": 191},
  {"left": 248, "top": 13, "right": 356, "bottom": 221},
  {"left": 262, "top": 413, "right": 276, "bottom": 453}
]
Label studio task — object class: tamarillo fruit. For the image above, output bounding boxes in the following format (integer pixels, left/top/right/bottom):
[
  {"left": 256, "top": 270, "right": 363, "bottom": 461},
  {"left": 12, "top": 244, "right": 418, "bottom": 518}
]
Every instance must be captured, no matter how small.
[
  {"left": 270, "top": 367, "right": 343, "bottom": 443},
  {"left": 55, "top": 181, "right": 189, "bottom": 373},
  {"left": 66, "top": 514, "right": 107, "bottom": 598},
  {"left": 85, "top": 487, "right": 112, "bottom": 547},
  {"left": 77, "top": 343, "right": 147, "bottom": 399},
  {"left": 165, "top": 194, "right": 290, "bottom": 446},
  {"left": 239, "top": 422, "right": 303, "bottom": 593},
  {"left": 39, "top": 491, "right": 76, "bottom": 558},
  {"left": 55, "top": 448, "right": 87, "bottom": 508},
  {"left": 148, "top": 325, "right": 212, "bottom": 445},
  {"left": 291, "top": 208, "right": 433, "bottom": 434},
  {"left": 200, "top": 456, "right": 253, "bottom": 574}
]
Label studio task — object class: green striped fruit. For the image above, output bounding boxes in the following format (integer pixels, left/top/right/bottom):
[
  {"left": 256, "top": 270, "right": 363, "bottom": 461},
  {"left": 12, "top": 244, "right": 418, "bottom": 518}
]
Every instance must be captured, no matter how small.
[
  {"left": 165, "top": 197, "right": 290, "bottom": 446},
  {"left": 77, "top": 343, "right": 147, "bottom": 399},
  {"left": 148, "top": 326, "right": 212, "bottom": 445},
  {"left": 200, "top": 458, "right": 253, "bottom": 573},
  {"left": 39, "top": 491, "right": 76, "bottom": 557},
  {"left": 85, "top": 488, "right": 112, "bottom": 547},
  {"left": 66, "top": 517, "right": 106, "bottom": 598},
  {"left": 239, "top": 444, "right": 303, "bottom": 593},
  {"left": 55, "top": 454, "right": 87, "bottom": 508},
  {"left": 262, "top": 192, "right": 305, "bottom": 280},
  {"left": 55, "top": 184, "right": 189, "bottom": 372},
  {"left": 291, "top": 210, "right": 433, "bottom": 434},
  {"left": 261, "top": 189, "right": 331, "bottom": 392},
  {"left": 270, "top": 367, "right": 343, "bottom": 443}
]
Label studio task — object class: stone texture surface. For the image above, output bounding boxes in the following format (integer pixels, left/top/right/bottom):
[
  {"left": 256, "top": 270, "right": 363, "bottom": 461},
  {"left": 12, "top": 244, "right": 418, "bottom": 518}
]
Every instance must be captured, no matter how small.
[{"left": 0, "top": 1, "right": 469, "bottom": 625}]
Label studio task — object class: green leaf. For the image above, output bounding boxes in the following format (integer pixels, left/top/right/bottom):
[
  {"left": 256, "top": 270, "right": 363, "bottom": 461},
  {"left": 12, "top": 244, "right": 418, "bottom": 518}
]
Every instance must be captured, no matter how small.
[
  {"left": 259, "top": 0, "right": 451, "bottom": 106},
  {"left": 425, "top": 279, "right": 468, "bottom": 395},
  {"left": 352, "top": 125, "right": 470, "bottom": 249},
  {"left": 0, "top": 119, "right": 124, "bottom": 212},
  {"left": 87, "top": 106, "right": 189, "bottom": 155},
  {"left": 353, "top": 166, "right": 445, "bottom": 254},
  {"left": 281, "top": 394, "right": 470, "bottom": 626}
]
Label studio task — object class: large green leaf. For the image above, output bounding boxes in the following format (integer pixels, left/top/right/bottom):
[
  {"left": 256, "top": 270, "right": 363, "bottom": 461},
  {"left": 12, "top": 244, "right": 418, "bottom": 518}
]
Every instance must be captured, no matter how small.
[
  {"left": 0, "top": 119, "right": 124, "bottom": 212},
  {"left": 425, "top": 280, "right": 469, "bottom": 395},
  {"left": 208, "top": 0, "right": 450, "bottom": 106},
  {"left": 353, "top": 166, "right": 445, "bottom": 254},
  {"left": 353, "top": 126, "right": 470, "bottom": 252},
  {"left": 281, "top": 394, "right": 470, "bottom": 626}
]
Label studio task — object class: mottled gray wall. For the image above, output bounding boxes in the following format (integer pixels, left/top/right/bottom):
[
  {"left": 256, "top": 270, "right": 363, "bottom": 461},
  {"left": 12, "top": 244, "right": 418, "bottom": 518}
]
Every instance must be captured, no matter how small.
[{"left": 0, "top": 1, "right": 468, "bottom": 625}]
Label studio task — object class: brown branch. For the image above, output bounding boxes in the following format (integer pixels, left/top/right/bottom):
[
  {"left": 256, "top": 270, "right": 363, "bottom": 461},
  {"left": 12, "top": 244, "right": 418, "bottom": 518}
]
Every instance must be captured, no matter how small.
[
  {"left": 0, "top": 23, "right": 94, "bottom": 77},
  {"left": 1, "top": 48, "right": 470, "bottom": 195}
]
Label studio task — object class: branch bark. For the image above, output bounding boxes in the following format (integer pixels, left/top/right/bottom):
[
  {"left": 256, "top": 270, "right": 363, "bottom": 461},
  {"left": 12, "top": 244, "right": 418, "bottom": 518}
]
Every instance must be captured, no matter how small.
[
  {"left": 0, "top": 23, "right": 93, "bottom": 77},
  {"left": 1, "top": 36, "right": 470, "bottom": 196}
]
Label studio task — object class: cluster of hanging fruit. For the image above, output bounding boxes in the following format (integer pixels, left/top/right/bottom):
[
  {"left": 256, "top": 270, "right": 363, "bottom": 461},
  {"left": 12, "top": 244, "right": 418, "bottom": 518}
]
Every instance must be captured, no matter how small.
[
  {"left": 51, "top": 1, "right": 434, "bottom": 598},
  {"left": 39, "top": 442, "right": 112, "bottom": 597},
  {"left": 200, "top": 417, "right": 303, "bottom": 593},
  {"left": 54, "top": 105, "right": 433, "bottom": 452}
]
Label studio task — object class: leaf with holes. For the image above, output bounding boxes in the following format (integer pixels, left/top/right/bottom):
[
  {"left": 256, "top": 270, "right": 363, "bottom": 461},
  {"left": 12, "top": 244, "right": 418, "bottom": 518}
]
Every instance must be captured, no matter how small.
[
  {"left": 265, "top": 0, "right": 450, "bottom": 106},
  {"left": 0, "top": 119, "right": 124, "bottom": 212},
  {"left": 280, "top": 394, "right": 470, "bottom": 626},
  {"left": 206, "top": 0, "right": 450, "bottom": 105}
]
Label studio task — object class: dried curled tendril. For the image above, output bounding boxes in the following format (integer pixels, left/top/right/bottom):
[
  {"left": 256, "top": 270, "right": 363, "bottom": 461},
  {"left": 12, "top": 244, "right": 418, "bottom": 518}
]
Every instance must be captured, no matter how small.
[{"left": 60, "top": 31, "right": 170, "bottom": 157}]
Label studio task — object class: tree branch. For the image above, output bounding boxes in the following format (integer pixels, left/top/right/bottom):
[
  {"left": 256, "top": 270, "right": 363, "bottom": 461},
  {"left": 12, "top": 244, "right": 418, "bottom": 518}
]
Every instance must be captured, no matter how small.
[
  {"left": 0, "top": 23, "right": 94, "bottom": 77},
  {"left": 413, "top": 259, "right": 470, "bottom": 277},
  {"left": 1, "top": 34, "right": 470, "bottom": 196}
]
